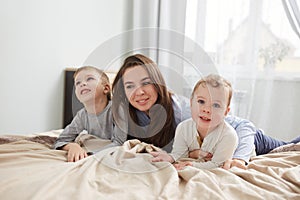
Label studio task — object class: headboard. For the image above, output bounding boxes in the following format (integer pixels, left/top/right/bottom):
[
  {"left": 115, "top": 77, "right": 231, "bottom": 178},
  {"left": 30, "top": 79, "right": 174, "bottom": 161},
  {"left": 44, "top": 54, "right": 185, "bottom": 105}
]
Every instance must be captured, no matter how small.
[{"left": 63, "top": 68, "right": 84, "bottom": 128}]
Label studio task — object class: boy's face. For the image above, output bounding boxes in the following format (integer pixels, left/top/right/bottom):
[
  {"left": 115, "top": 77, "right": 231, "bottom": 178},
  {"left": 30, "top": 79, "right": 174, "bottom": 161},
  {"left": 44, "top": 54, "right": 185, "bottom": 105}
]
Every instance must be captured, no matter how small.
[
  {"left": 74, "top": 69, "right": 109, "bottom": 104},
  {"left": 190, "top": 84, "right": 230, "bottom": 134}
]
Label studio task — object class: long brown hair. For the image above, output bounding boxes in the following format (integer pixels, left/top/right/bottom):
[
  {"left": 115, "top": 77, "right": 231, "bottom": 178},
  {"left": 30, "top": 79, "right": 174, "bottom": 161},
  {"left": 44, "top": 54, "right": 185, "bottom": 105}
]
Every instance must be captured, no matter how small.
[{"left": 112, "top": 54, "right": 175, "bottom": 149}]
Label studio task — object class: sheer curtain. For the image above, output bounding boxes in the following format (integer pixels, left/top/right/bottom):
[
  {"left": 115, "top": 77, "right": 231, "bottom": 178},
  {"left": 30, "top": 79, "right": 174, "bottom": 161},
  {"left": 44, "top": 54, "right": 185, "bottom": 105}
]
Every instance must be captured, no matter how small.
[
  {"left": 185, "top": 0, "right": 300, "bottom": 140},
  {"left": 123, "top": 0, "right": 192, "bottom": 96},
  {"left": 123, "top": 0, "right": 218, "bottom": 96},
  {"left": 282, "top": 0, "right": 300, "bottom": 39},
  {"left": 123, "top": 0, "right": 300, "bottom": 141}
]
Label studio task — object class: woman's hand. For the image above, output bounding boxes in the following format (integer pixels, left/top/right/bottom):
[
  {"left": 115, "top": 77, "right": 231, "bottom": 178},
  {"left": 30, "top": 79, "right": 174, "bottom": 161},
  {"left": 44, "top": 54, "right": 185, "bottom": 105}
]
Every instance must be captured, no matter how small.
[
  {"left": 173, "top": 161, "right": 193, "bottom": 170},
  {"left": 150, "top": 151, "right": 174, "bottom": 163},
  {"left": 222, "top": 158, "right": 247, "bottom": 170},
  {"left": 62, "top": 143, "right": 88, "bottom": 162}
]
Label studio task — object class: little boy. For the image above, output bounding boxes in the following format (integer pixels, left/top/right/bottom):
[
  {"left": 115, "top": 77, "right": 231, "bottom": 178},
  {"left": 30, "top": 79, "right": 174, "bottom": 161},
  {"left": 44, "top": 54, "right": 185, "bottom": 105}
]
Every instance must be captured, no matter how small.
[
  {"left": 53, "top": 66, "right": 114, "bottom": 162},
  {"left": 151, "top": 74, "right": 238, "bottom": 170}
]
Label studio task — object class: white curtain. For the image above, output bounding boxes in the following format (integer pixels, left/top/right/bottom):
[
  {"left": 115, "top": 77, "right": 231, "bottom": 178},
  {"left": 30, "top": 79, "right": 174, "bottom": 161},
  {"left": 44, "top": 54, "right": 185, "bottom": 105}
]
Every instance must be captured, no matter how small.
[
  {"left": 123, "top": 0, "right": 300, "bottom": 141},
  {"left": 121, "top": 0, "right": 218, "bottom": 97},
  {"left": 282, "top": 0, "right": 300, "bottom": 39},
  {"left": 186, "top": 0, "right": 300, "bottom": 141}
]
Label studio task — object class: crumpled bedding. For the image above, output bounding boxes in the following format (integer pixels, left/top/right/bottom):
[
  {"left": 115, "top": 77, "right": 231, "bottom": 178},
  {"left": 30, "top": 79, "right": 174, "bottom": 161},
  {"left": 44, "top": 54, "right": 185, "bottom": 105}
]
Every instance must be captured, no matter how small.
[{"left": 0, "top": 130, "right": 299, "bottom": 200}]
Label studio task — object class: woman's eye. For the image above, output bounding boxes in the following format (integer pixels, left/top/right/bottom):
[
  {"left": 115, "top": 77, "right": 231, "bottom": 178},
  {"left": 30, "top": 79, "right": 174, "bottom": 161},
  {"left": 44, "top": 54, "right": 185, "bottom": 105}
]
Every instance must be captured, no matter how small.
[
  {"left": 87, "top": 77, "right": 95, "bottom": 81},
  {"left": 125, "top": 84, "right": 135, "bottom": 90},
  {"left": 212, "top": 103, "right": 221, "bottom": 108},
  {"left": 197, "top": 99, "right": 205, "bottom": 104}
]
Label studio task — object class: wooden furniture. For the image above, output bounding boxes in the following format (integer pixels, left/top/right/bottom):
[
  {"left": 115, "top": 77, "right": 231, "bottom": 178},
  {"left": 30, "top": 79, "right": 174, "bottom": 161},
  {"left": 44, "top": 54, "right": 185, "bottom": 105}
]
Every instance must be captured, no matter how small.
[{"left": 63, "top": 68, "right": 83, "bottom": 128}]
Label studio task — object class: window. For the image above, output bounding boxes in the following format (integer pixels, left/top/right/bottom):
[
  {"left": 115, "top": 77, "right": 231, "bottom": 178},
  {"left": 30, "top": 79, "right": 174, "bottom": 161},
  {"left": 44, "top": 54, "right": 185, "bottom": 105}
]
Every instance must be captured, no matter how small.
[{"left": 185, "top": 0, "right": 300, "bottom": 77}]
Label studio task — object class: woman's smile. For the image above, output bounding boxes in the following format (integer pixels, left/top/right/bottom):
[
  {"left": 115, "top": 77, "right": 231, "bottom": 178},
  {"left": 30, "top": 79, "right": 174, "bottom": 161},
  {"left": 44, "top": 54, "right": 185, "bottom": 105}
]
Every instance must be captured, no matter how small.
[{"left": 135, "top": 97, "right": 150, "bottom": 105}]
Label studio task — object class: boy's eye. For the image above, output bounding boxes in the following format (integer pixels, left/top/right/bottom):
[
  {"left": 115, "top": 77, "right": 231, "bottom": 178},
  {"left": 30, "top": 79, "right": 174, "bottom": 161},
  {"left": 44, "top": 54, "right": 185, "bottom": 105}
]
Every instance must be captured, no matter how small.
[
  {"left": 197, "top": 99, "right": 205, "bottom": 104},
  {"left": 87, "top": 77, "right": 95, "bottom": 81},
  {"left": 75, "top": 81, "right": 81, "bottom": 86},
  {"left": 212, "top": 103, "right": 221, "bottom": 108}
]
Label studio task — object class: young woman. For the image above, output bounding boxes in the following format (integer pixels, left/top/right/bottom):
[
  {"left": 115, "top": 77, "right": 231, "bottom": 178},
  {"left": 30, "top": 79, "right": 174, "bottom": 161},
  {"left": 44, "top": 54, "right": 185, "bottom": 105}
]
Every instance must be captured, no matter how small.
[{"left": 111, "top": 54, "right": 190, "bottom": 152}]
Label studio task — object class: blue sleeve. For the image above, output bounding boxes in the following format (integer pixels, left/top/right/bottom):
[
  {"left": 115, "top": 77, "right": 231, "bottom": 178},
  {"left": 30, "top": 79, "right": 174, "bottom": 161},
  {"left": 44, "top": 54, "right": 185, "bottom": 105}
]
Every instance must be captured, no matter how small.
[
  {"left": 172, "top": 94, "right": 191, "bottom": 126},
  {"left": 225, "top": 116, "right": 256, "bottom": 163}
]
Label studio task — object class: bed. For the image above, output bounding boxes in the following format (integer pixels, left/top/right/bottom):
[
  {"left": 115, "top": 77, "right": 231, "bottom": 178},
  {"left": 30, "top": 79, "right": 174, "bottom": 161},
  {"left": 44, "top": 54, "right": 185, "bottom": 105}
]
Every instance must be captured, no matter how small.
[{"left": 0, "top": 130, "right": 299, "bottom": 200}]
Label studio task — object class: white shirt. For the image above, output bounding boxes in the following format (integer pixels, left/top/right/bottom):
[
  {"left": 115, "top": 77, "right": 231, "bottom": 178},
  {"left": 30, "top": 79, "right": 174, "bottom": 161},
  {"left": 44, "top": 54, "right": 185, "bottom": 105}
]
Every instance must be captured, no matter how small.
[{"left": 170, "top": 118, "right": 238, "bottom": 169}]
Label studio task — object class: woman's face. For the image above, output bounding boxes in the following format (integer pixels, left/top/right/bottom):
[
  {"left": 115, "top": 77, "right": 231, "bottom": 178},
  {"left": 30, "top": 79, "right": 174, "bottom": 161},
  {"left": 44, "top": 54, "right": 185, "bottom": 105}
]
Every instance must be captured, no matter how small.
[{"left": 123, "top": 65, "right": 158, "bottom": 114}]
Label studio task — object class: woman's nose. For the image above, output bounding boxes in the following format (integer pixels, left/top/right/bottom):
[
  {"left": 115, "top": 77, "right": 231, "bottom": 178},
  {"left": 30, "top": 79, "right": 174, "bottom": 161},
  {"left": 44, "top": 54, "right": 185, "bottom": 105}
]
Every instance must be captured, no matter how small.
[{"left": 135, "top": 86, "right": 145, "bottom": 95}]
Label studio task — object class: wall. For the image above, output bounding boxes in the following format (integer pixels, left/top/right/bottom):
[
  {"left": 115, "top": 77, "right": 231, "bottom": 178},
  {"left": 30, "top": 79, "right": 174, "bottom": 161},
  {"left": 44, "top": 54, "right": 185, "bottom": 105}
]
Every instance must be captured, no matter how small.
[{"left": 0, "top": 0, "right": 126, "bottom": 134}]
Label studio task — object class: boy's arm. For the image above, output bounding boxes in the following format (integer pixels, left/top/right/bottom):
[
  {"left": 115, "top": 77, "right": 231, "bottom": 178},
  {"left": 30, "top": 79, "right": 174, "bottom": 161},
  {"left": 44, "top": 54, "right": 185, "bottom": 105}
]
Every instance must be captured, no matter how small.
[
  {"left": 169, "top": 121, "right": 193, "bottom": 161},
  {"left": 101, "top": 125, "right": 127, "bottom": 149},
  {"left": 53, "top": 111, "right": 85, "bottom": 149},
  {"left": 223, "top": 116, "right": 256, "bottom": 169},
  {"left": 231, "top": 118, "right": 256, "bottom": 163},
  {"left": 222, "top": 158, "right": 247, "bottom": 170},
  {"left": 86, "top": 124, "right": 127, "bottom": 155},
  {"left": 193, "top": 129, "right": 238, "bottom": 169},
  {"left": 151, "top": 120, "right": 194, "bottom": 163}
]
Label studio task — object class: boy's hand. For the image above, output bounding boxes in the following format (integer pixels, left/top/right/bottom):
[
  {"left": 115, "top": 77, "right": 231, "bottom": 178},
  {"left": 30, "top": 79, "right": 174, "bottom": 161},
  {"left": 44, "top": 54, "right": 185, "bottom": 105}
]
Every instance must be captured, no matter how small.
[
  {"left": 150, "top": 151, "right": 174, "bottom": 163},
  {"left": 189, "top": 149, "right": 200, "bottom": 159},
  {"left": 222, "top": 158, "right": 247, "bottom": 170},
  {"left": 189, "top": 149, "right": 213, "bottom": 161},
  {"left": 62, "top": 143, "right": 88, "bottom": 162},
  {"left": 173, "top": 161, "right": 193, "bottom": 170}
]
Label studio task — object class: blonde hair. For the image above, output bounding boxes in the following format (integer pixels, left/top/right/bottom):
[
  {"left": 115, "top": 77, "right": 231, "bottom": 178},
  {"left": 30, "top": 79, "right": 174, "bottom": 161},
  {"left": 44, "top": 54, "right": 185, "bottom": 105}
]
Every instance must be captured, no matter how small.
[
  {"left": 74, "top": 66, "right": 111, "bottom": 101},
  {"left": 191, "top": 74, "right": 232, "bottom": 106}
]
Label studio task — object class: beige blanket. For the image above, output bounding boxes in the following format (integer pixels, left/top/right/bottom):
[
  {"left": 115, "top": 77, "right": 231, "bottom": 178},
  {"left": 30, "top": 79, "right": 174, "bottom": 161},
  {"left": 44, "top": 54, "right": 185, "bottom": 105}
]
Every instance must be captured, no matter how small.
[{"left": 0, "top": 131, "right": 299, "bottom": 200}]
